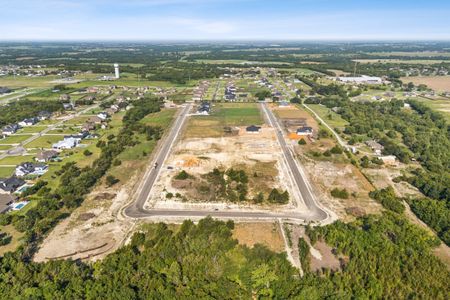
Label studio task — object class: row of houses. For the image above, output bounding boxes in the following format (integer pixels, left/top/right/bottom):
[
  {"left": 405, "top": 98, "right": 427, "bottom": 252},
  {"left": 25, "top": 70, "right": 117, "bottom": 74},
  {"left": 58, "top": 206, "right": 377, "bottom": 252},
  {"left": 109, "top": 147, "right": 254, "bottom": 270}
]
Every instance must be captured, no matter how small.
[
  {"left": 192, "top": 81, "right": 210, "bottom": 102},
  {"left": 1, "top": 111, "right": 52, "bottom": 136}
]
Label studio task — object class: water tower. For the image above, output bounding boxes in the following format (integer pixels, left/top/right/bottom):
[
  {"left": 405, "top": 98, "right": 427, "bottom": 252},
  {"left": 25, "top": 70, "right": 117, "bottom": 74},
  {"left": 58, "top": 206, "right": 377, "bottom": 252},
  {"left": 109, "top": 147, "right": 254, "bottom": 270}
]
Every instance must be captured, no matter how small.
[{"left": 114, "top": 63, "right": 120, "bottom": 79}]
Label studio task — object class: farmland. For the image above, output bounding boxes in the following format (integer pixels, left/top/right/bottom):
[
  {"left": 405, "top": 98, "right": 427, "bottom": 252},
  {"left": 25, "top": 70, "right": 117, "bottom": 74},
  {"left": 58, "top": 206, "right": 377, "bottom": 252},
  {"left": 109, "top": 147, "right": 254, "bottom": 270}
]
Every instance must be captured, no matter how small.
[{"left": 400, "top": 76, "right": 450, "bottom": 91}]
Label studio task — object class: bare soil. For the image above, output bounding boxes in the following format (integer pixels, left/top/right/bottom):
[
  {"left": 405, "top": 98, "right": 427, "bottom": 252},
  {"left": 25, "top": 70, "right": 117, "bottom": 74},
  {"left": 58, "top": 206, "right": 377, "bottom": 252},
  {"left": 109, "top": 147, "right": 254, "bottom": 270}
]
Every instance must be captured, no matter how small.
[
  {"left": 232, "top": 222, "right": 285, "bottom": 253},
  {"left": 400, "top": 76, "right": 450, "bottom": 91}
]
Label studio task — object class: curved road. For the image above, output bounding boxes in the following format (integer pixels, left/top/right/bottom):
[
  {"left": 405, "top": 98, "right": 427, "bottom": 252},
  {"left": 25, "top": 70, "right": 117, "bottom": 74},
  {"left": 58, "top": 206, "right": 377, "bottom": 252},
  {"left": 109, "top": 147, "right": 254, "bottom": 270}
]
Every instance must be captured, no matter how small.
[{"left": 124, "top": 102, "right": 330, "bottom": 223}]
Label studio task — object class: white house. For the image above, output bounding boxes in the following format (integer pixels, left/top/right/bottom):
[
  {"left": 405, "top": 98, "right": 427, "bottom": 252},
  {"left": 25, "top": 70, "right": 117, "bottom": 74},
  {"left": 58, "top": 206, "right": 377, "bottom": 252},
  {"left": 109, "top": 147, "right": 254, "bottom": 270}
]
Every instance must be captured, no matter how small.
[
  {"left": 15, "top": 162, "right": 48, "bottom": 177},
  {"left": 296, "top": 126, "right": 313, "bottom": 136},
  {"left": 337, "top": 75, "right": 383, "bottom": 85},
  {"left": 97, "top": 112, "right": 109, "bottom": 120},
  {"left": 52, "top": 137, "right": 78, "bottom": 150}
]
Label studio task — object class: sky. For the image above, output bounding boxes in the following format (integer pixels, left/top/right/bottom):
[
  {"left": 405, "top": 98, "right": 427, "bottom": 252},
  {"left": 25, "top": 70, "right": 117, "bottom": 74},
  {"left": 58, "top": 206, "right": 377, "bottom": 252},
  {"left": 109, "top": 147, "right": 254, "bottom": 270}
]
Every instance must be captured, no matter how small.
[{"left": 1, "top": 0, "right": 450, "bottom": 41}]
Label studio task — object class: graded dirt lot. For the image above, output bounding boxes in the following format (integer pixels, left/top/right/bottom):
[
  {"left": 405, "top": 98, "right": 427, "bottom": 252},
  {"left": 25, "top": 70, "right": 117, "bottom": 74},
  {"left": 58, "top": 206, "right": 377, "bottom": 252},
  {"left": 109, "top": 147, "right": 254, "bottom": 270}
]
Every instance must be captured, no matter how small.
[
  {"left": 232, "top": 222, "right": 285, "bottom": 253},
  {"left": 148, "top": 125, "right": 304, "bottom": 209},
  {"left": 400, "top": 76, "right": 450, "bottom": 91}
]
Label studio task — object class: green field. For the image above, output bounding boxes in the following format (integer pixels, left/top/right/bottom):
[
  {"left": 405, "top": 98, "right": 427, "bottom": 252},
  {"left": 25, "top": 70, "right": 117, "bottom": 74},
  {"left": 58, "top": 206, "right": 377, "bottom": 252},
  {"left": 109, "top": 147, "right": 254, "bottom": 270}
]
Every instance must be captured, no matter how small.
[
  {"left": 0, "top": 135, "right": 33, "bottom": 145},
  {"left": 185, "top": 103, "right": 263, "bottom": 138},
  {"left": 0, "top": 155, "right": 34, "bottom": 166},
  {"left": 141, "top": 109, "right": 177, "bottom": 127},
  {"left": 16, "top": 126, "right": 49, "bottom": 134},
  {"left": 0, "top": 167, "right": 15, "bottom": 177},
  {"left": 24, "top": 135, "right": 64, "bottom": 148},
  {"left": 306, "top": 104, "right": 349, "bottom": 130},
  {"left": 416, "top": 98, "right": 450, "bottom": 122}
]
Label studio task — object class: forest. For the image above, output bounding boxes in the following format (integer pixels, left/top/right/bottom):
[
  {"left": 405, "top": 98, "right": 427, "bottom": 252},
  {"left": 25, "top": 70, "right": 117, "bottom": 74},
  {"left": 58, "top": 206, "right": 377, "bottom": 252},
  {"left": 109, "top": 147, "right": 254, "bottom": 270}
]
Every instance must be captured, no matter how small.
[{"left": 0, "top": 214, "right": 448, "bottom": 298}]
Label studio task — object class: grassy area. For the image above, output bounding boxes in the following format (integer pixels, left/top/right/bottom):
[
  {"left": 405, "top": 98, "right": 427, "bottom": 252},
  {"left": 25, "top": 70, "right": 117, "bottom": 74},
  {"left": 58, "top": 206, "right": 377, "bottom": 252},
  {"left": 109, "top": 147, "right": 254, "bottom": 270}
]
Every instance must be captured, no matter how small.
[
  {"left": 141, "top": 109, "right": 177, "bottom": 127},
  {"left": 64, "top": 116, "right": 92, "bottom": 125},
  {"left": 0, "top": 145, "right": 12, "bottom": 151},
  {"left": 47, "top": 127, "right": 80, "bottom": 134},
  {"left": 0, "top": 167, "right": 15, "bottom": 177},
  {"left": 0, "top": 225, "right": 24, "bottom": 256},
  {"left": 306, "top": 104, "right": 349, "bottom": 130},
  {"left": 24, "top": 135, "right": 64, "bottom": 148},
  {"left": 415, "top": 98, "right": 450, "bottom": 122},
  {"left": 0, "top": 155, "right": 34, "bottom": 166},
  {"left": 16, "top": 126, "right": 50, "bottom": 134},
  {"left": 185, "top": 103, "right": 263, "bottom": 138},
  {"left": 0, "top": 134, "right": 33, "bottom": 145}
]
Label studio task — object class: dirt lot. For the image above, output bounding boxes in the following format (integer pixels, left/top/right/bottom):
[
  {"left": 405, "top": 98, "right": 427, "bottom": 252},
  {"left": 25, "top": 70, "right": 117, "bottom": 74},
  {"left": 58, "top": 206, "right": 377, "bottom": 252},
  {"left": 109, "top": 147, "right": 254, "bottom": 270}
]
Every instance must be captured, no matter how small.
[
  {"left": 294, "top": 139, "right": 380, "bottom": 221},
  {"left": 401, "top": 76, "right": 450, "bottom": 91},
  {"left": 232, "top": 222, "right": 285, "bottom": 253},
  {"left": 273, "top": 104, "right": 319, "bottom": 133},
  {"left": 148, "top": 126, "right": 305, "bottom": 209}
]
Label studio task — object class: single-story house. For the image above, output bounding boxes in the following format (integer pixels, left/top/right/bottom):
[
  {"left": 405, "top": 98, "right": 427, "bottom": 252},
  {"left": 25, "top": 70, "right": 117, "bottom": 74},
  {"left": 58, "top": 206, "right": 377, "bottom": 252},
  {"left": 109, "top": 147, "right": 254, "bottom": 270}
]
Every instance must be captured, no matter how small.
[
  {"left": 97, "top": 112, "right": 109, "bottom": 120},
  {"left": 59, "top": 94, "right": 71, "bottom": 101},
  {"left": 38, "top": 111, "right": 52, "bottom": 121},
  {"left": 15, "top": 162, "right": 48, "bottom": 177},
  {"left": 246, "top": 125, "right": 261, "bottom": 133},
  {"left": 380, "top": 155, "right": 398, "bottom": 166},
  {"left": 2, "top": 124, "right": 20, "bottom": 136},
  {"left": 63, "top": 103, "right": 74, "bottom": 110},
  {"left": 18, "top": 117, "right": 39, "bottom": 127},
  {"left": 366, "top": 140, "right": 384, "bottom": 156},
  {"left": 88, "top": 116, "right": 103, "bottom": 125},
  {"left": 52, "top": 137, "right": 78, "bottom": 150},
  {"left": 35, "top": 150, "right": 59, "bottom": 163},
  {"left": 82, "top": 122, "right": 96, "bottom": 132},
  {"left": 0, "top": 177, "right": 26, "bottom": 194},
  {"left": 0, "top": 194, "right": 16, "bottom": 214},
  {"left": 296, "top": 126, "right": 313, "bottom": 136}
]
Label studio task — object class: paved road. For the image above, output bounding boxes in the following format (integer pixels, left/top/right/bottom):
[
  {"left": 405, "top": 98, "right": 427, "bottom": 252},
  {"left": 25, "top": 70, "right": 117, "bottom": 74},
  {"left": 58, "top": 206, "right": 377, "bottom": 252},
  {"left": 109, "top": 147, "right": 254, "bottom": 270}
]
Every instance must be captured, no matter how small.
[
  {"left": 260, "top": 103, "right": 328, "bottom": 220},
  {"left": 124, "top": 103, "right": 330, "bottom": 223}
]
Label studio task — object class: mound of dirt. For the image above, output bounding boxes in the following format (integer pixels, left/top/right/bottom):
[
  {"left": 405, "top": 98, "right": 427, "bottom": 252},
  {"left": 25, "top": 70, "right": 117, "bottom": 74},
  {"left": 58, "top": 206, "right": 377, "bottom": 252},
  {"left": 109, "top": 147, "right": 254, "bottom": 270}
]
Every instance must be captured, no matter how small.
[
  {"left": 78, "top": 213, "right": 96, "bottom": 221},
  {"left": 93, "top": 193, "right": 116, "bottom": 201}
]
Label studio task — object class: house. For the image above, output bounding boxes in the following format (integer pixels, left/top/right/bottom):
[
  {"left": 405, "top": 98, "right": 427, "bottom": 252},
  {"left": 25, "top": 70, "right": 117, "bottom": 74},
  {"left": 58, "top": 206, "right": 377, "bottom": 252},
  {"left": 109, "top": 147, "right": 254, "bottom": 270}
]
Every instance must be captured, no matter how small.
[
  {"left": 64, "top": 132, "right": 88, "bottom": 142},
  {"left": 18, "top": 117, "right": 39, "bottom": 127},
  {"left": 0, "top": 87, "right": 12, "bottom": 94},
  {"left": 63, "top": 103, "right": 74, "bottom": 110},
  {"left": 88, "top": 116, "right": 103, "bottom": 125},
  {"left": 246, "top": 125, "right": 261, "bottom": 133},
  {"left": 52, "top": 137, "right": 78, "bottom": 149},
  {"left": 0, "top": 194, "right": 16, "bottom": 214},
  {"left": 0, "top": 177, "right": 26, "bottom": 193},
  {"left": 15, "top": 162, "right": 48, "bottom": 177},
  {"left": 380, "top": 155, "right": 398, "bottom": 166},
  {"left": 38, "top": 111, "right": 52, "bottom": 121},
  {"left": 97, "top": 112, "right": 109, "bottom": 120},
  {"left": 35, "top": 150, "right": 59, "bottom": 163},
  {"left": 59, "top": 94, "right": 71, "bottom": 101},
  {"left": 82, "top": 122, "right": 96, "bottom": 132},
  {"left": 366, "top": 140, "right": 384, "bottom": 156},
  {"left": 296, "top": 126, "right": 313, "bottom": 136},
  {"left": 2, "top": 124, "right": 20, "bottom": 136}
]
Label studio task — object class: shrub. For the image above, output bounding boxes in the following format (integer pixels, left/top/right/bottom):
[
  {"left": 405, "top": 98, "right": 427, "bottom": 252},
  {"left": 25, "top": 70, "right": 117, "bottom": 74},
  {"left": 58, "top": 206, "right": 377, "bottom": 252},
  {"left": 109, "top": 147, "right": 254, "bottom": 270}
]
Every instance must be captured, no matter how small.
[
  {"left": 298, "top": 138, "right": 307, "bottom": 145},
  {"left": 175, "top": 170, "right": 190, "bottom": 180},
  {"left": 83, "top": 149, "right": 93, "bottom": 156},
  {"left": 106, "top": 175, "right": 119, "bottom": 187},
  {"left": 331, "top": 188, "right": 349, "bottom": 199}
]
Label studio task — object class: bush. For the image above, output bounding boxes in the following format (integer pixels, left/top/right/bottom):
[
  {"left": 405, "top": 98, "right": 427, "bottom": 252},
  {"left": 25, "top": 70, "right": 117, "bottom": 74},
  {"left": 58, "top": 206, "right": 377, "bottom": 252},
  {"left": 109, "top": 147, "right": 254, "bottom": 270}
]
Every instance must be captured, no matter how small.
[
  {"left": 83, "top": 149, "right": 93, "bottom": 156},
  {"left": 166, "top": 193, "right": 174, "bottom": 199},
  {"left": 298, "top": 138, "right": 306, "bottom": 145},
  {"left": 106, "top": 175, "right": 119, "bottom": 187},
  {"left": 267, "top": 189, "right": 289, "bottom": 204},
  {"left": 331, "top": 188, "right": 349, "bottom": 199},
  {"left": 175, "top": 170, "right": 190, "bottom": 180},
  {"left": 330, "top": 145, "right": 343, "bottom": 154},
  {"left": 0, "top": 214, "right": 12, "bottom": 226}
]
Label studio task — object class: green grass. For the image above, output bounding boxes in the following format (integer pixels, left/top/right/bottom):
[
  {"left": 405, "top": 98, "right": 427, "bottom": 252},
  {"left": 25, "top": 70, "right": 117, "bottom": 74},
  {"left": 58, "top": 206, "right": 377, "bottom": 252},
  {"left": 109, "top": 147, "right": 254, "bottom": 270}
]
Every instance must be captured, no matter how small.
[
  {"left": 211, "top": 103, "right": 263, "bottom": 126},
  {"left": 16, "top": 126, "right": 49, "bottom": 134},
  {"left": 306, "top": 104, "right": 349, "bottom": 129},
  {"left": 24, "top": 135, "right": 64, "bottom": 148},
  {"left": 0, "top": 145, "right": 12, "bottom": 151},
  {"left": 0, "top": 135, "right": 33, "bottom": 145},
  {"left": 64, "top": 116, "right": 92, "bottom": 125},
  {"left": 415, "top": 98, "right": 450, "bottom": 122},
  {"left": 0, "top": 167, "right": 15, "bottom": 177},
  {"left": 141, "top": 109, "right": 177, "bottom": 127},
  {"left": 0, "top": 224, "right": 24, "bottom": 256},
  {"left": 47, "top": 127, "right": 80, "bottom": 134},
  {"left": 0, "top": 155, "right": 34, "bottom": 166}
]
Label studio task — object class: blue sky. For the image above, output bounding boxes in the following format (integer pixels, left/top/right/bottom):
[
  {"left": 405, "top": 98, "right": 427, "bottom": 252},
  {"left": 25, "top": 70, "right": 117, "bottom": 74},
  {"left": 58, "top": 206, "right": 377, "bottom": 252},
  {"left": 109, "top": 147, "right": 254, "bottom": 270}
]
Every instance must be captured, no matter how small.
[{"left": 1, "top": 0, "right": 449, "bottom": 40}]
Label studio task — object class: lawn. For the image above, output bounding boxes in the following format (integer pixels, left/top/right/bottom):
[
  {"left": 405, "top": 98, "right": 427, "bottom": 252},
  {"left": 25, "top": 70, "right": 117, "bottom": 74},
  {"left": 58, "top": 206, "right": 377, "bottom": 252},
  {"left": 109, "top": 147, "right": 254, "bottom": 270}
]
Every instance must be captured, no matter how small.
[
  {"left": 47, "top": 127, "right": 80, "bottom": 134},
  {"left": 0, "top": 225, "right": 24, "bottom": 256},
  {"left": 0, "top": 134, "right": 33, "bottom": 145},
  {"left": 0, "top": 145, "right": 12, "bottom": 151},
  {"left": 24, "top": 135, "right": 64, "bottom": 148},
  {"left": 64, "top": 116, "right": 92, "bottom": 125},
  {"left": 0, "top": 155, "right": 35, "bottom": 166},
  {"left": 306, "top": 104, "right": 349, "bottom": 130},
  {"left": 141, "top": 109, "right": 177, "bottom": 127},
  {"left": 0, "top": 167, "right": 15, "bottom": 177},
  {"left": 185, "top": 103, "right": 263, "bottom": 138},
  {"left": 17, "top": 126, "right": 49, "bottom": 134}
]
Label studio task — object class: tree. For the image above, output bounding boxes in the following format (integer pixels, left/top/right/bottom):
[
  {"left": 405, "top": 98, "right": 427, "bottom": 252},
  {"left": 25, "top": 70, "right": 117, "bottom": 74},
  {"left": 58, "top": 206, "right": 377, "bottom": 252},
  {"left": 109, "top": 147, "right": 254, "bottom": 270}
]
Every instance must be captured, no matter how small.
[
  {"left": 83, "top": 149, "right": 92, "bottom": 156},
  {"left": 298, "top": 138, "right": 307, "bottom": 145},
  {"left": 105, "top": 175, "right": 119, "bottom": 187}
]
